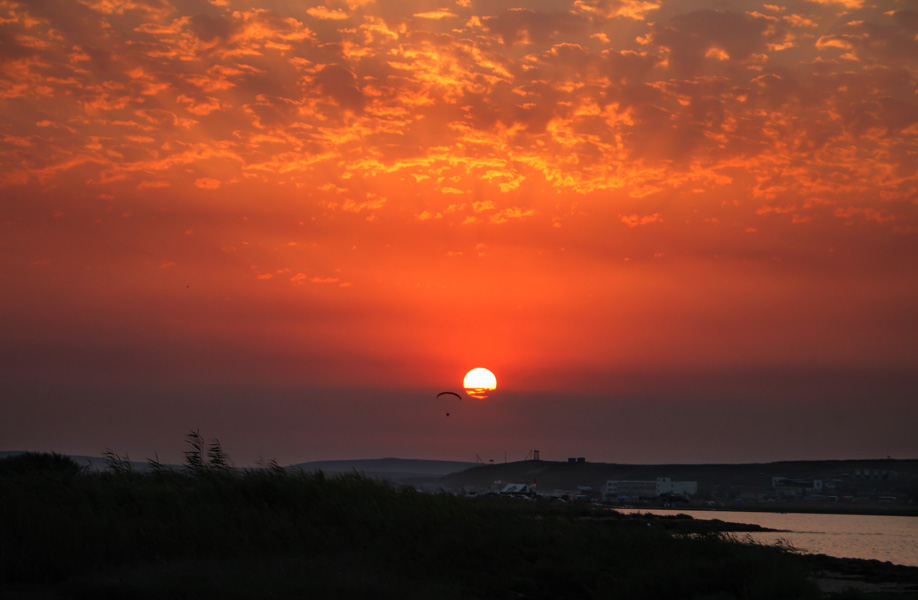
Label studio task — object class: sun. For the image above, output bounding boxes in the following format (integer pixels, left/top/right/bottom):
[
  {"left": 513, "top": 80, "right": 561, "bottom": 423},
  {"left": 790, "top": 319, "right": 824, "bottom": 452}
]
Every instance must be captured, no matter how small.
[{"left": 463, "top": 367, "right": 497, "bottom": 399}]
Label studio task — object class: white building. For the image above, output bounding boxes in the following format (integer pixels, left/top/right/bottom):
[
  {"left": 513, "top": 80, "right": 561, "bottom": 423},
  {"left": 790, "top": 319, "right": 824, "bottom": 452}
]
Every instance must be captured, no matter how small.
[
  {"left": 602, "top": 478, "right": 697, "bottom": 501},
  {"left": 772, "top": 477, "right": 824, "bottom": 497},
  {"left": 603, "top": 480, "right": 657, "bottom": 500},
  {"left": 656, "top": 477, "right": 698, "bottom": 497},
  {"left": 501, "top": 483, "right": 534, "bottom": 495}
]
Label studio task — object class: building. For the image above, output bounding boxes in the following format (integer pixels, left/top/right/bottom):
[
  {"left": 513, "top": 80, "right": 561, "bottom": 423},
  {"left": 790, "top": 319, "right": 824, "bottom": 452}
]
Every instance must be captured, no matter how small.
[
  {"left": 772, "top": 477, "right": 825, "bottom": 498},
  {"left": 603, "top": 480, "right": 657, "bottom": 500},
  {"left": 500, "top": 483, "right": 534, "bottom": 495},
  {"left": 656, "top": 477, "right": 698, "bottom": 497},
  {"left": 602, "top": 478, "right": 698, "bottom": 501},
  {"left": 854, "top": 469, "right": 898, "bottom": 480}
]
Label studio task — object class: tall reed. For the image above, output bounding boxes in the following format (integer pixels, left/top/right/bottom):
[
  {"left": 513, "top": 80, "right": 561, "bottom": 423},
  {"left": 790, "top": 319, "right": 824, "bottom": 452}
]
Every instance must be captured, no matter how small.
[{"left": 0, "top": 448, "right": 822, "bottom": 599}]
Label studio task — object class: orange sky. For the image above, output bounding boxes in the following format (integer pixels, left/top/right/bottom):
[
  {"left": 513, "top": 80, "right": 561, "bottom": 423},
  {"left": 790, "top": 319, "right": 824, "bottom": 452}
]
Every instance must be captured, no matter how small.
[{"left": 1, "top": 0, "right": 916, "bottom": 464}]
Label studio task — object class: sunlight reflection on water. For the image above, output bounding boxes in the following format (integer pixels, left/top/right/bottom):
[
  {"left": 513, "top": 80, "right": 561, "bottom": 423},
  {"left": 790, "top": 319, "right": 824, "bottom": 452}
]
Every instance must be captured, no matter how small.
[{"left": 622, "top": 509, "right": 918, "bottom": 567}]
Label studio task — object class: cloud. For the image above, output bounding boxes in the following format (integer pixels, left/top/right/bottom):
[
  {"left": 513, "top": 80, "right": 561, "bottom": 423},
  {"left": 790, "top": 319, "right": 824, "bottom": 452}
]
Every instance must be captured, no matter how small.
[
  {"left": 306, "top": 7, "right": 350, "bottom": 20},
  {"left": 818, "top": 11, "right": 918, "bottom": 64},
  {"left": 0, "top": 28, "right": 35, "bottom": 63},
  {"left": 483, "top": 8, "right": 589, "bottom": 46},
  {"left": 808, "top": 0, "right": 863, "bottom": 8},
  {"left": 195, "top": 177, "right": 221, "bottom": 189},
  {"left": 313, "top": 64, "right": 365, "bottom": 112},
  {"left": 620, "top": 213, "right": 662, "bottom": 227},
  {"left": 0, "top": 0, "right": 913, "bottom": 237},
  {"left": 490, "top": 206, "right": 535, "bottom": 223},
  {"left": 575, "top": 0, "right": 661, "bottom": 20},
  {"left": 189, "top": 13, "right": 234, "bottom": 42},
  {"left": 414, "top": 10, "right": 457, "bottom": 20},
  {"left": 652, "top": 10, "right": 778, "bottom": 76}
]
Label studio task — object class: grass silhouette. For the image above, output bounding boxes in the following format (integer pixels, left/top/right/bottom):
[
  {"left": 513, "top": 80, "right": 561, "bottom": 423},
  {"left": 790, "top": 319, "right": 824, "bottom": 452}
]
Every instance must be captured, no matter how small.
[{"left": 1, "top": 442, "right": 824, "bottom": 599}]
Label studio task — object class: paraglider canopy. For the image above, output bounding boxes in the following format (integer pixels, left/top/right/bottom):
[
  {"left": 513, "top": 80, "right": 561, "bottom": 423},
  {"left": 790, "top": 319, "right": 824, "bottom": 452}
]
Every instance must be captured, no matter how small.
[{"left": 436, "top": 391, "right": 461, "bottom": 417}]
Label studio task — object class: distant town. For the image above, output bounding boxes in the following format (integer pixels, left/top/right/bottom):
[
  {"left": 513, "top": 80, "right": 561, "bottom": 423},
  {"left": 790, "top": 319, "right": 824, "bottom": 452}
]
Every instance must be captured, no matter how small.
[{"left": 436, "top": 454, "right": 918, "bottom": 512}]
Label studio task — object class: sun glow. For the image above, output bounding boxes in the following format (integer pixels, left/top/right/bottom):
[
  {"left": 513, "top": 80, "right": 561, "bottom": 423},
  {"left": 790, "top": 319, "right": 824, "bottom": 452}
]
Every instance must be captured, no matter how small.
[{"left": 463, "top": 367, "right": 497, "bottom": 399}]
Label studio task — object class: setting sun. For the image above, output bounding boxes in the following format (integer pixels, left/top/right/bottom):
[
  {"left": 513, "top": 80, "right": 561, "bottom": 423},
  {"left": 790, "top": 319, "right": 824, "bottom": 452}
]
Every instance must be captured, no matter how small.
[{"left": 463, "top": 368, "right": 497, "bottom": 399}]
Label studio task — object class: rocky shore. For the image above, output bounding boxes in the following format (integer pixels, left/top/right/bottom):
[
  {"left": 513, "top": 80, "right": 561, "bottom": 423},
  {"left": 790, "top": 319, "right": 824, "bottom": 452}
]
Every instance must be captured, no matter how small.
[
  {"left": 632, "top": 511, "right": 918, "bottom": 597},
  {"left": 699, "top": 515, "right": 918, "bottom": 597},
  {"left": 616, "top": 510, "right": 782, "bottom": 533},
  {"left": 801, "top": 554, "right": 918, "bottom": 597}
]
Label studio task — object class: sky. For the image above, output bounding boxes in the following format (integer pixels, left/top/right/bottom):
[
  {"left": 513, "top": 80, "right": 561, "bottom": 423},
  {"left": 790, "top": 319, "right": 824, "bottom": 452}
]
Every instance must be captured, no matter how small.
[{"left": 1, "top": 0, "right": 916, "bottom": 467}]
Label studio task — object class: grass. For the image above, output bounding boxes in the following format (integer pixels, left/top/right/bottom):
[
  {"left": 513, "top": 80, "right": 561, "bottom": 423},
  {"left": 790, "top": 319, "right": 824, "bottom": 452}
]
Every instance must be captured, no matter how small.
[{"left": 0, "top": 447, "right": 826, "bottom": 599}]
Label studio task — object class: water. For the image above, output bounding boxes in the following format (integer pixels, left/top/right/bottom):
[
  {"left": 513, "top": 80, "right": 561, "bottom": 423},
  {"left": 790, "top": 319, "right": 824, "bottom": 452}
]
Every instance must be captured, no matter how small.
[{"left": 620, "top": 509, "right": 918, "bottom": 567}]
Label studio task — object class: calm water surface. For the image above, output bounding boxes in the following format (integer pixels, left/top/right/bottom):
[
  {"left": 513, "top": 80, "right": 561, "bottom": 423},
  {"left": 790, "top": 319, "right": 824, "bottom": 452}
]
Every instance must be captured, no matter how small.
[{"left": 620, "top": 509, "right": 918, "bottom": 567}]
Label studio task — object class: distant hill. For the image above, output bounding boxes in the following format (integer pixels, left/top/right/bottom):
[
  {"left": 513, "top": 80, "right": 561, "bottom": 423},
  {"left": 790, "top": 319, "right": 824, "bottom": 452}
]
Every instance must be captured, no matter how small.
[
  {"left": 0, "top": 451, "right": 477, "bottom": 484},
  {"left": 0, "top": 451, "right": 166, "bottom": 473},
  {"left": 289, "top": 458, "right": 478, "bottom": 486}
]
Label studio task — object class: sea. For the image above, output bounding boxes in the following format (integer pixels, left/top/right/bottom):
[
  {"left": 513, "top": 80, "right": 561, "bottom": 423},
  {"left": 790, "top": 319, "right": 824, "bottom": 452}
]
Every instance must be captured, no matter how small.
[{"left": 619, "top": 509, "right": 918, "bottom": 567}]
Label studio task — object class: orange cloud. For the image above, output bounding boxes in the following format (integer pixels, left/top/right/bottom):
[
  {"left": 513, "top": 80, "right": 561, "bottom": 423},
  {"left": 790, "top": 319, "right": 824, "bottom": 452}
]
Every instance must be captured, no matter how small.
[
  {"left": 620, "top": 213, "right": 662, "bottom": 227},
  {"left": 306, "top": 7, "right": 350, "bottom": 20},
  {"left": 0, "top": 0, "right": 914, "bottom": 403},
  {"left": 414, "top": 10, "right": 458, "bottom": 20}
]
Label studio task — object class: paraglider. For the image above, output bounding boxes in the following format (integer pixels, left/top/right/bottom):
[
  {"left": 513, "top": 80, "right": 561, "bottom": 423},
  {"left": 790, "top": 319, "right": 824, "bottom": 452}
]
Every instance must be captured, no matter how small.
[{"left": 437, "top": 391, "right": 462, "bottom": 417}]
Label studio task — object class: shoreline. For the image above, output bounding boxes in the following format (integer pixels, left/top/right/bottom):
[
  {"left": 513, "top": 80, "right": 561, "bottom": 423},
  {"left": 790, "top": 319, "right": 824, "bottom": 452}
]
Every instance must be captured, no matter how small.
[
  {"left": 645, "top": 511, "right": 918, "bottom": 596},
  {"left": 610, "top": 503, "right": 918, "bottom": 518},
  {"left": 613, "top": 510, "right": 786, "bottom": 533},
  {"left": 802, "top": 554, "right": 918, "bottom": 597},
  {"left": 623, "top": 510, "right": 918, "bottom": 596},
  {"left": 617, "top": 507, "right": 917, "bottom": 565}
]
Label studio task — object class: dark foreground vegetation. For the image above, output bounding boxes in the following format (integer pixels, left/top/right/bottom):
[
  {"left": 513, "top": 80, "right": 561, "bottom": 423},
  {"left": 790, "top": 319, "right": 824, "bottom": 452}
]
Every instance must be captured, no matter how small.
[{"left": 0, "top": 447, "right": 904, "bottom": 599}]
